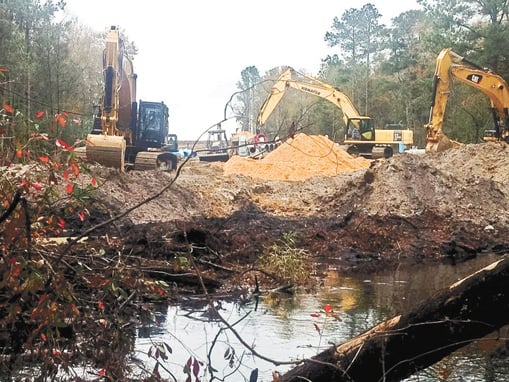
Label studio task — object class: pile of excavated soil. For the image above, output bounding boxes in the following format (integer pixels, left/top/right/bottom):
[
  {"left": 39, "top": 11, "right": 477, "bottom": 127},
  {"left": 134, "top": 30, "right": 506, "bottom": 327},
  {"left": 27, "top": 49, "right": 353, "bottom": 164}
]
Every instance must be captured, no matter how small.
[
  {"left": 56, "top": 140, "right": 509, "bottom": 272},
  {"left": 223, "top": 133, "right": 370, "bottom": 181}
]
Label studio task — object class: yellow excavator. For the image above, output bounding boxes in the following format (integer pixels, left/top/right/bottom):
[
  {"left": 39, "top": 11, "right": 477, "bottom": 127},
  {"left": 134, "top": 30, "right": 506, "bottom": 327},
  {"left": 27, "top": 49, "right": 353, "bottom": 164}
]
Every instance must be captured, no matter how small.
[
  {"left": 425, "top": 48, "right": 509, "bottom": 152},
  {"left": 86, "top": 26, "right": 179, "bottom": 170},
  {"left": 257, "top": 67, "right": 413, "bottom": 158}
]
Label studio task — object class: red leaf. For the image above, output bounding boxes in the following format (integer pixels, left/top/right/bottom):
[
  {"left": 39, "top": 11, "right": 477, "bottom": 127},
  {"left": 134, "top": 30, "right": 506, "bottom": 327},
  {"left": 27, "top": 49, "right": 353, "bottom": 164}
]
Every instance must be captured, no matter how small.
[
  {"left": 3, "top": 103, "right": 13, "bottom": 114},
  {"left": 91, "top": 177, "right": 97, "bottom": 186},
  {"left": 324, "top": 303, "right": 332, "bottom": 313},
  {"left": 78, "top": 211, "right": 86, "bottom": 222},
  {"left": 38, "top": 155, "right": 50, "bottom": 163},
  {"left": 98, "top": 301, "right": 105, "bottom": 310},
  {"left": 55, "top": 114, "right": 67, "bottom": 127},
  {"left": 66, "top": 183, "right": 74, "bottom": 194},
  {"left": 56, "top": 138, "right": 73, "bottom": 151},
  {"left": 11, "top": 264, "right": 21, "bottom": 277},
  {"left": 99, "top": 369, "right": 105, "bottom": 377},
  {"left": 71, "top": 163, "right": 80, "bottom": 176},
  {"left": 31, "top": 182, "right": 43, "bottom": 191},
  {"left": 71, "top": 303, "right": 80, "bottom": 316},
  {"left": 57, "top": 218, "right": 65, "bottom": 229},
  {"left": 63, "top": 170, "right": 69, "bottom": 180},
  {"left": 41, "top": 333, "right": 47, "bottom": 341},
  {"left": 310, "top": 313, "right": 320, "bottom": 318},
  {"left": 35, "top": 111, "right": 45, "bottom": 119},
  {"left": 16, "top": 150, "right": 22, "bottom": 158},
  {"left": 0, "top": 67, "right": 8, "bottom": 72}
]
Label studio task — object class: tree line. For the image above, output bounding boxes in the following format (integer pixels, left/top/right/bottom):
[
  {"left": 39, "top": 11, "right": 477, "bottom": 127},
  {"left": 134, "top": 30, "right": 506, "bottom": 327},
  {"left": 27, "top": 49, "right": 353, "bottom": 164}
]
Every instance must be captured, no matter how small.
[
  {"left": 234, "top": 0, "right": 509, "bottom": 149},
  {"left": 1, "top": 0, "right": 509, "bottom": 158}
]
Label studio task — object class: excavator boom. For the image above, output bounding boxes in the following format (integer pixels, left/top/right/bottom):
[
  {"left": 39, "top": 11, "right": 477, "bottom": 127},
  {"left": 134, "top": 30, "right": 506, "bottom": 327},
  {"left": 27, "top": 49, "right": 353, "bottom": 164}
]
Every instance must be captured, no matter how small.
[
  {"left": 425, "top": 48, "right": 509, "bottom": 151},
  {"left": 257, "top": 67, "right": 412, "bottom": 158},
  {"left": 257, "top": 68, "right": 363, "bottom": 127}
]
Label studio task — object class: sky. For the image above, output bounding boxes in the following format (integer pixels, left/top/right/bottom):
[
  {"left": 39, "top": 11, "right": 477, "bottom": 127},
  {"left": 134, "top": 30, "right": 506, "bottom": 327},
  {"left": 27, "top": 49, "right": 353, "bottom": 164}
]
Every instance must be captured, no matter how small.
[{"left": 63, "top": 0, "right": 420, "bottom": 140}]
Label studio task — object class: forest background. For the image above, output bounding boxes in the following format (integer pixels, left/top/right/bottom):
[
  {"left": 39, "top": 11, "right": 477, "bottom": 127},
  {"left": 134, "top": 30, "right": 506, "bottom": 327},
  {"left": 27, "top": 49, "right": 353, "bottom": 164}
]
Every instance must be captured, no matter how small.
[
  {"left": 2, "top": 0, "right": 509, "bottom": 154},
  {"left": 2, "top": 0, "right": 509, "bottom": 380}
]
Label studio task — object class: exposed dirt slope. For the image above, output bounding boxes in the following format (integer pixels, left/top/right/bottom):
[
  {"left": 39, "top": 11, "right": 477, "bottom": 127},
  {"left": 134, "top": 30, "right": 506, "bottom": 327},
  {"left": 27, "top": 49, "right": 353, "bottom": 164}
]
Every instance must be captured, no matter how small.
[{"left": 74, "top": 136, "right": 509, "bottom": 277}]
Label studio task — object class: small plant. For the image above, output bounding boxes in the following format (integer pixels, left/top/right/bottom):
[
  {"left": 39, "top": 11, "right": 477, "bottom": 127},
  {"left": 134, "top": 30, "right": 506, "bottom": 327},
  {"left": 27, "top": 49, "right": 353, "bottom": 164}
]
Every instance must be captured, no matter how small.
[
  {"left": 257, "top": 232, "right": 313, "bottom": 285},
  {"left": 310, "top": 303, "right": 342, "bottom": 352}
]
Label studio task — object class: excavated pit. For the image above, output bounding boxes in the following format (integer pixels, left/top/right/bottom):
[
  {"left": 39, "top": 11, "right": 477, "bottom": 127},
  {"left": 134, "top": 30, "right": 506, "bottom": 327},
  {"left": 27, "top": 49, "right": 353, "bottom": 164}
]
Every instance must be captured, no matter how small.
[{"left": 68, "top": 134, "right": 509, "bottom": 290}]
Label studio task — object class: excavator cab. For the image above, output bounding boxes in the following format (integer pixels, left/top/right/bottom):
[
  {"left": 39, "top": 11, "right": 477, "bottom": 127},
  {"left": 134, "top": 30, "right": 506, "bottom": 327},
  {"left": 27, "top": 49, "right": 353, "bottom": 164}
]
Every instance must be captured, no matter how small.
[
  {"left": 345, "top": 117, "right": 393, "bottom": 158},
  {"left": 346, "top": 117, "right": 375, "bottom": 141},
  {"left": 136, "top": 101, "right": 168, "bottom": 149}
]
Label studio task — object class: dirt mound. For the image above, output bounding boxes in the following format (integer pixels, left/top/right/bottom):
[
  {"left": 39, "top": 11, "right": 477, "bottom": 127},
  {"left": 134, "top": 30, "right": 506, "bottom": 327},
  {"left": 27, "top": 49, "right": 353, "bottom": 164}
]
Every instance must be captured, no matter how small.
[
  {"left": 223, "top": 133, "right": 370, "bottom": 181},
  {"left": 362, "top": 142, "right": 509, "bottom": 223},
  {"left": 89, "top": 140, "right": 509, "bottom": 227},
  {"left": 75, "top": 139, "right": 509, "bottom": 273}
]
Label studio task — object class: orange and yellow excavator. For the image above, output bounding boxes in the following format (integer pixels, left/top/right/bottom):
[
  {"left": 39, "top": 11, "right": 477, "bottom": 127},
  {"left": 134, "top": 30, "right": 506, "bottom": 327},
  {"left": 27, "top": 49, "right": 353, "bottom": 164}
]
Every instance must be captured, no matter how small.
[
  {"left": 425, "top": 48, "right": 509, "bottom": 152},
  {"left": 86, "top": 26, "right": 178, "bottom": 170},
  {"left": 257, "top": 67, "right": 413, "bottom": 158}
]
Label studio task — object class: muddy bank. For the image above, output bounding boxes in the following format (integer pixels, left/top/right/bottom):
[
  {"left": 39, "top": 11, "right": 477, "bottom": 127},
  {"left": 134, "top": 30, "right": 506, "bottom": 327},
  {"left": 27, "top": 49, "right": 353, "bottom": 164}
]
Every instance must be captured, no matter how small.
[{"left": 67, "top": 140, "right": 509, "bottom": 291}]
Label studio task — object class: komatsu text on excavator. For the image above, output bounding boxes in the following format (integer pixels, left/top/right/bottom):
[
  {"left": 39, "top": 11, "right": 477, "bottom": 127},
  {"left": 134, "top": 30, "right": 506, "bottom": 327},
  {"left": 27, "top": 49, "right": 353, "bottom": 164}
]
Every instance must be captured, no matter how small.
[
  {"left": 257, "top": 67, "right": 413, "bottom": 158},
  {"left": 425, "top": 48, "right": 509, "bottom": 152},
  {"left": 86, "top": 26, "right": 178, "bottom": 170}
]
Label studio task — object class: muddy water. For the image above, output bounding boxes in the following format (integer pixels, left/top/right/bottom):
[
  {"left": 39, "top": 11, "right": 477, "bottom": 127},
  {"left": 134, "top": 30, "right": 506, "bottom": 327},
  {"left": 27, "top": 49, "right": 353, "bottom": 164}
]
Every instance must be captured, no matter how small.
[{"left": 133, "top": 254, "right": 509, "bottom": 381}]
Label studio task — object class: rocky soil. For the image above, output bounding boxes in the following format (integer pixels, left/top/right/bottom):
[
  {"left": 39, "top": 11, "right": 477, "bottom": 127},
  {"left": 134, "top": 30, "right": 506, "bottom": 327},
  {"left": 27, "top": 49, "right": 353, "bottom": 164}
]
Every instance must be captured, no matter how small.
[{"left": 66, "top": 136, "right": 509, "bottom": 293}]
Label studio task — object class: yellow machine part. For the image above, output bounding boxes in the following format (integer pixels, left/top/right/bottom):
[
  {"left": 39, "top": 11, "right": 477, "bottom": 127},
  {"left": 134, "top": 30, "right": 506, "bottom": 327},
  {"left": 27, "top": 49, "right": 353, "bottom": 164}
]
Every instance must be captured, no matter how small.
[
  {"left": 86, "top": 134, "right": 126, "bottom": 169},
  {"left": 426, "top": 134, "right": 462, "bottom": 152},
  {"left": 374, "top": 129, "right": 414, "bottom": 145}
]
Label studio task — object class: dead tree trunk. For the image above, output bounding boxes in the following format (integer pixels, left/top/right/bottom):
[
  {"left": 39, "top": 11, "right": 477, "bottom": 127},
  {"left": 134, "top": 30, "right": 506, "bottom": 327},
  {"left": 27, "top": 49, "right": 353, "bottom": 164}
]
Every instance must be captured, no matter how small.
[{"left": 280, "top": 256, "right": 509, "bottom": 382}]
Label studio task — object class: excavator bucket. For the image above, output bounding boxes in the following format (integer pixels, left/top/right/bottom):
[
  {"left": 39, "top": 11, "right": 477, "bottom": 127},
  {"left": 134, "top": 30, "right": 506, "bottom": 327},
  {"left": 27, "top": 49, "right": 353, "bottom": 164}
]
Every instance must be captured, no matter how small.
[
  {"left": 86, "top": 134, "right": 126, "bottom": 169},
  {"left": 425, "top": 128, "right": 462, "bottom": 152},
  {"left": 424, "top": 121, "right": 451, "bottom": 152},
  {"left": 426, "top": 135, "right": 452, "bottom": 152}
]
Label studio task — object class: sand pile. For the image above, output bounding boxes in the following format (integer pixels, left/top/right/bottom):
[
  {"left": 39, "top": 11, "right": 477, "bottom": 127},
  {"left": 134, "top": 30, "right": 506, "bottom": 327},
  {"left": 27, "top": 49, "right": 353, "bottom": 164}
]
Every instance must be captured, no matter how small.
[{"left": 223, "top": 133, "right": 371, "bottom": 181}]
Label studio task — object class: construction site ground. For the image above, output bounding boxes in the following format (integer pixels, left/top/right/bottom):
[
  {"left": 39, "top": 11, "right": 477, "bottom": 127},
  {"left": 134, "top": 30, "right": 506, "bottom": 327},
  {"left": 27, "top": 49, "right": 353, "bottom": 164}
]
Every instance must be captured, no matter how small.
[{"left": 72, "top": 134, "right": 509, "bottom": 292}]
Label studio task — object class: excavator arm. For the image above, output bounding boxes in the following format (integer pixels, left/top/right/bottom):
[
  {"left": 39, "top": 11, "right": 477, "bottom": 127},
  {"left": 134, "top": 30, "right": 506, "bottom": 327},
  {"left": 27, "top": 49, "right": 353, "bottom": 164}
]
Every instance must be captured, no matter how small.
[
  {"left": 425, "top": 48, "right": 509, "bottom": 151},
  {"left": 257, "top": 67, "right": 368, "bottom": 129},
  {"left": 257, "top": 67, "right": 376, "bottom": 146},
  {"left": 86, "top": 26, "right": 137, "bottom": 168},
  {"left": 99, "top": 26, "right": 137, "bottom": 138},
  {"left": 256, "top": 67, "right": 412, "bottom": 158}
]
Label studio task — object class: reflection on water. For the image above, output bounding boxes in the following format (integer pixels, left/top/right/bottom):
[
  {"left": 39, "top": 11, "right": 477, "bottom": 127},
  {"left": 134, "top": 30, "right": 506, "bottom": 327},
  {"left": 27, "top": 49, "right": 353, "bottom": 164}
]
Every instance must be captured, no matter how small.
[{"left": 133, "top": 254, "right": 509, "bottom": 381}]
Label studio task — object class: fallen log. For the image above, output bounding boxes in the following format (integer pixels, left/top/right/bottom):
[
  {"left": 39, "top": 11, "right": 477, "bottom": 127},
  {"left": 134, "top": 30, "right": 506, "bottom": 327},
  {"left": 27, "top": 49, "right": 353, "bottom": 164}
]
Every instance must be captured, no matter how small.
[{"left": 280, "top": 256, "right": 509, "bottom": 382}]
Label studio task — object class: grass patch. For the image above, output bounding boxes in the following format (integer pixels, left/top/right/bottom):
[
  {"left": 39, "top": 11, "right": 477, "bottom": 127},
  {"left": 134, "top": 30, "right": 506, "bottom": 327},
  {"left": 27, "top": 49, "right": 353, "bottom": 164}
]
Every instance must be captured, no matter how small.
[{"left": 257, "top": 232, "right": 313, "bottom": 285}]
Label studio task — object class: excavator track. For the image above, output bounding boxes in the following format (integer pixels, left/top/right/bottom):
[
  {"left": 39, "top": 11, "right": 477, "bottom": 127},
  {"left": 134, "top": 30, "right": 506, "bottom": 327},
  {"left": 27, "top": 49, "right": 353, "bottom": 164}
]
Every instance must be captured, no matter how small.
[
  {"left": 134, "top": 151, "right": 178, "bottom": 171},
  {"left": 86, "top": 134, "right": 126, "bottom": 169}
]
